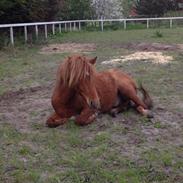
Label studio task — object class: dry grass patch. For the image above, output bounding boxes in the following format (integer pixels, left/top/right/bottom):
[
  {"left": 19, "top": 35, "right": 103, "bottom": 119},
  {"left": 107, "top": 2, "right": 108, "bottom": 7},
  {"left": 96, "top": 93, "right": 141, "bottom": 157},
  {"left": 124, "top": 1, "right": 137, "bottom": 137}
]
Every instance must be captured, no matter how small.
[{"left": 102, "top": 51, "right": 174, "bottom": 65}]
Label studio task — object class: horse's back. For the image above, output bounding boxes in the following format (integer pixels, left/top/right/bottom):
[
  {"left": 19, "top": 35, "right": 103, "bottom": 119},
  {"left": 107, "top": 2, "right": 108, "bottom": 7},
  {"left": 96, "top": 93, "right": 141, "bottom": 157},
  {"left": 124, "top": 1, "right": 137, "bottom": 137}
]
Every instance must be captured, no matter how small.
[{"left": 107, "top": 69, "right": 137, "bottom": 90}]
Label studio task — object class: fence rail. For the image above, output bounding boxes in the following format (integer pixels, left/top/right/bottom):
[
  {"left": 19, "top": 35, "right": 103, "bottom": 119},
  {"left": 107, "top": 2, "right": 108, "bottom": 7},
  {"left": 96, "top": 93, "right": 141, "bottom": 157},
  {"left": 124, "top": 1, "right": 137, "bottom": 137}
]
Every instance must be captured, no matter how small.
[{"left": 0, "top": 17, "right": 183, "bottom": 46}]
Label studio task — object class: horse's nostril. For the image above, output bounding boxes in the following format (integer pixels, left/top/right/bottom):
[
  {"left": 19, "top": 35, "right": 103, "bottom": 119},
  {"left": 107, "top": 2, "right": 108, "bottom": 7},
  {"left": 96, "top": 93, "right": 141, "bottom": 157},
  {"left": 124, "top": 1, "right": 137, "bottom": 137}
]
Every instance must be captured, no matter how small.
[
  {"left": 90, "top": 100, "right": 100, "bottom": 109},
  {"left": 91, "top": 101, "right": 95, "bottom": 108}
]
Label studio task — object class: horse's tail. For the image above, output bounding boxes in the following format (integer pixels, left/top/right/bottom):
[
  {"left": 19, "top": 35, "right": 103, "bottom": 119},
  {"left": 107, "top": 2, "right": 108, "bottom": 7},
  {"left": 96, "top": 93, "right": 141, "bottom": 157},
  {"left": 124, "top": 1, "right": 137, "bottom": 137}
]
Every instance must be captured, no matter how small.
[{"left": 138, "top": 83, "right": 153, "bottom": 109}]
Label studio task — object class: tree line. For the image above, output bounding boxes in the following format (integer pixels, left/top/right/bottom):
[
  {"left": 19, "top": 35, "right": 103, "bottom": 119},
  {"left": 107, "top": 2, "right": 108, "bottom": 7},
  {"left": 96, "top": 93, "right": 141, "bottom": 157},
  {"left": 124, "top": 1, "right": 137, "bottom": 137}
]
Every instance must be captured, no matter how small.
[
  {"left": 0, "top": 0, "right": 94, "bottom": 24},
  {"left": 0, "top": 0, "right": 181, "bottom": 24}
]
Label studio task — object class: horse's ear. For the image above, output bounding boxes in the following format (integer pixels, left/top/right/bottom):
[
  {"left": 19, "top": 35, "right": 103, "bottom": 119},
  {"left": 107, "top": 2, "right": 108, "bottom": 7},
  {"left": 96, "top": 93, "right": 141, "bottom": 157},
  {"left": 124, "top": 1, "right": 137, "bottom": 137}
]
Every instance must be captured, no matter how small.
[{"left": 89, "top": 56, "right": 97, "bottom": 65}]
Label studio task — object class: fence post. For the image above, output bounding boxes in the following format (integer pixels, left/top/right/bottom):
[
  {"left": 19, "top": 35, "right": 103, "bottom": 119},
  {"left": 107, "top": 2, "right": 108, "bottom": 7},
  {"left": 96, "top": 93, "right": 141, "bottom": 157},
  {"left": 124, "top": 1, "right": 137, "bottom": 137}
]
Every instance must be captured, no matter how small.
[
  {"left": 79, "top": 21, "right": 81, "bottom": 31},
  {"left": 124, "top": 20, "right": 126, "bottom": 30},
  {"left": 59, "top": 24, "right": 61, "bottom": 33},
  {"left": 10, "top": 27, "right": 14, "bottom": 46},
  {"left": 70, "top": 22, "right": 72, "bottom": 31},
  {"left": 101, "top": 19, "right": 104, "bottom": 31},
  {"left": 65, "top": 23, "right": 67, "bottom": 31},
  {"left": 24, "top": 26, "right": 28, "bottom": 43},
  {"left": 147, "top": 19, "right": 149, "bottom": 29},
  {"left": 44, "top": 24, "right": 48, "bottom": 39},
  {"left": 74, "top": 22, "right": 76, "bottom": 31},
  {"left": 52, "top": 24, "right": 55, "bottom": 35},
  {"left": 170, "top": 19, "right": 173, "bottom": 28},
  {"left": 35, "top": 25, "right": 38, "bottom": 39}
]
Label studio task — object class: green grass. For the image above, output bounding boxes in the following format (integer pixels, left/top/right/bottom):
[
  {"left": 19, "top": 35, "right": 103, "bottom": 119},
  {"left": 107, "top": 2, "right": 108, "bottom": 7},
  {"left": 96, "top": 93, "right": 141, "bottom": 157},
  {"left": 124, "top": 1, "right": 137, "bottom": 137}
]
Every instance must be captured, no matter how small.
[
  {"left": 0, "top": 28, "right": 183, "bottom": 182},
  {"left": 48, "top": 27, "right": 183, "bottom": 45}
]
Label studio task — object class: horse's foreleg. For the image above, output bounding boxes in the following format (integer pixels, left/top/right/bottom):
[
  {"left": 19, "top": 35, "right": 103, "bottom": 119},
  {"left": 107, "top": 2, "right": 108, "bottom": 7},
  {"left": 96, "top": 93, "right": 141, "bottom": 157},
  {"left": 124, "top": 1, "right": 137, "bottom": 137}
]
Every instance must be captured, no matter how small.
[
  {"left": 46, "top": 112, "right": 68, "bottom": 128},
  {"left": 75, "top": 108, "right": 97, "bottom": 126},
  {"left": 46, "top": 107, "right": 76, "bottom": 127}
]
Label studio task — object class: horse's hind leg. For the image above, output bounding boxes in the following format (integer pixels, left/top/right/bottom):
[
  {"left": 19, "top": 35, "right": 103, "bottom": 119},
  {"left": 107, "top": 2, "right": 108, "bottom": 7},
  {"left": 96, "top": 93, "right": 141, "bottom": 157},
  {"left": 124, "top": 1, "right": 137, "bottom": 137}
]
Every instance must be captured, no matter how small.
[
  {"left": 136, "top": 106, "right": 153, "bottom": 118},
  {"left": 110, "top": 100, "right": 130, "bottom": 117},
  {"left": 118, "top": 85, "right": 153, "bottom": 118}
]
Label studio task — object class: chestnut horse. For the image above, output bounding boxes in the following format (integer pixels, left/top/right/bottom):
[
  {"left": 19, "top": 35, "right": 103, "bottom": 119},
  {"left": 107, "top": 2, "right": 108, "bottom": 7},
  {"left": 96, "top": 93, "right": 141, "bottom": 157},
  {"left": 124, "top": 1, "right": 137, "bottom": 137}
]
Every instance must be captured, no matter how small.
[{"left": 46, "top": 55, "right": 153, "bottom": 127}]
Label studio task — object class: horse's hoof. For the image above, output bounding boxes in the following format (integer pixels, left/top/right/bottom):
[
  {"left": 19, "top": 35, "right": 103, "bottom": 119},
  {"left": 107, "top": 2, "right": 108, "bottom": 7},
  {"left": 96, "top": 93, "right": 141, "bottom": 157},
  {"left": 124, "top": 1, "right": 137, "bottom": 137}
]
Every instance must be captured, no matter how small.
[
  {"left": 46, "top": 118, "right": 67, "bottom": 128},
  {"left": 46, "top": 121, "right": 60, "bottom": 128},
  {"left": 110, "top": 109, "right": 118, "bottom": 117},
  {"left": 46, "top": 124, "right": 59, "bottom": 128},
  {"left": 110, "top": 112, "right": 117, "bottom": 118},
  {"left": 147, "top": 111, "right": 154, "bottom": 119}
]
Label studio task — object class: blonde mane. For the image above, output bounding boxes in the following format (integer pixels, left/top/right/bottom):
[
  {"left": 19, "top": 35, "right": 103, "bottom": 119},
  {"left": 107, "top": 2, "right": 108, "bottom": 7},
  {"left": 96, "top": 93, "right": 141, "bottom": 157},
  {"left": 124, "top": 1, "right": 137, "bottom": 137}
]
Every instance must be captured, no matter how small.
[{"left": 58, "top": 55, "right": 95, "bottom": 87}]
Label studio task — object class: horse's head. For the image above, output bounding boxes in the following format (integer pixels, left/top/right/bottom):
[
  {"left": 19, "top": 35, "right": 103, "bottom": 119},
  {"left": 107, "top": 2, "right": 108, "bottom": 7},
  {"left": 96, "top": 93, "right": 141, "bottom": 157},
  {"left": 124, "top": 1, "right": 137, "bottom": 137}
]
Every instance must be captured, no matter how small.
[{"left": 60, "top": 55, "right": 100, "bottom": 109}]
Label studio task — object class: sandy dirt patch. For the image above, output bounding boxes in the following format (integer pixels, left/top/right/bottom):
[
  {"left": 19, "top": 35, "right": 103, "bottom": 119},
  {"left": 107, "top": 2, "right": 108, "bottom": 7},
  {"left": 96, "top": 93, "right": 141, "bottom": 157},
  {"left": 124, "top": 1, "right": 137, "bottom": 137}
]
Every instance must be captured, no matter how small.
[
  {"left": 40, "top": 43, "right": 96, "bottom": 54},
  {"left": 0, "top": 86, "right": 52, "bottom": 133},
  {"left": 112, "top": 42, "right": 183, "bottom": 52},
  {"left": 102, "top": 51, "right": 173, "bottom": 65}
]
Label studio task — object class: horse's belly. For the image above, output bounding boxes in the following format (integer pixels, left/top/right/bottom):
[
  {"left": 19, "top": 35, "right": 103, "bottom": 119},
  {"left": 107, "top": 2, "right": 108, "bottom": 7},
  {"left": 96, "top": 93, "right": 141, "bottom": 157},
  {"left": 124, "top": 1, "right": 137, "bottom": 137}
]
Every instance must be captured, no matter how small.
[
  {"left": 95, "top": 72, "right": 119, "bottom": 113},
  {"left": 98, "top": 89, "right": 118, "bottom": 112},
  {"left": 113, "top": 95, "right": 121, "bottom": 107}
]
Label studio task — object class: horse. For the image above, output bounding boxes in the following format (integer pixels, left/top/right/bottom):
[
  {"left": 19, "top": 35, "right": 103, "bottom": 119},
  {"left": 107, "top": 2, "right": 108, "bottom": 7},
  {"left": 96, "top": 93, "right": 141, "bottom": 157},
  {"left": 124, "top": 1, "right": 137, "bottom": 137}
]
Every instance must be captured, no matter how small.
[{"left": 46, "top": 55, "right": 153, "bottom": 127}]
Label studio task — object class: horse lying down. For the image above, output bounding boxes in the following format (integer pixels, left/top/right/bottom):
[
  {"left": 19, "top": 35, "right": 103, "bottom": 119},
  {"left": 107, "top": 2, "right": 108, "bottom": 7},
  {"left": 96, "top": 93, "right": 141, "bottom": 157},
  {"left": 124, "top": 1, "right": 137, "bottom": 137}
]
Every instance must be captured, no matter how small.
[{"left": 46, "top": 55, "right": 153, "bottom": 127}]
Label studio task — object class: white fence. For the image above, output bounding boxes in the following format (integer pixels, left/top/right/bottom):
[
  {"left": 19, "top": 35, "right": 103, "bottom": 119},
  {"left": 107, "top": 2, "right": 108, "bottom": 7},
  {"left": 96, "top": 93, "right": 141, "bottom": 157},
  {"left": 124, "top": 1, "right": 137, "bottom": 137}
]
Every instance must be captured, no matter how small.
[{"left": 0, "top": 17, "right": 183, "bottom": 46}]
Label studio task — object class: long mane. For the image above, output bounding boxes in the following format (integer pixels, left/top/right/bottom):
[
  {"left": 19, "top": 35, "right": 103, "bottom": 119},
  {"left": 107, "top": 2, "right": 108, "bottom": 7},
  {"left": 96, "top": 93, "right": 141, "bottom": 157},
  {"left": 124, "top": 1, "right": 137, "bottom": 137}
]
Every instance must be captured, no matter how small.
[{"left": 58, "top": 55, "right": 95, "bottom": 88}]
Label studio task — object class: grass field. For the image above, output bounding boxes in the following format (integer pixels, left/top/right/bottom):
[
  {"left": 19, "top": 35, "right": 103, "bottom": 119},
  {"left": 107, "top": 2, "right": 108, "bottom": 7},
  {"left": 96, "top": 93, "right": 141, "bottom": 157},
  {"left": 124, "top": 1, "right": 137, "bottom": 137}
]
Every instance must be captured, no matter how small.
[{"left": 0, "top": 28, "right": 183, "bottom": 183}]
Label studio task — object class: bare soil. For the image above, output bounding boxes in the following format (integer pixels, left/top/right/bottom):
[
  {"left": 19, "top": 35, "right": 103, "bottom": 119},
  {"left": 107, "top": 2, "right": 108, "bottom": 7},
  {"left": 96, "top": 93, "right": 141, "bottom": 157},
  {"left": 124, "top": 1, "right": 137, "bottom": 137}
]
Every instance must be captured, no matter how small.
[
  {"left": 0, "top": 85, "right": 53, "bottom": 133},
  {"left": 0, "top": 42, "right": 182, "bottom": 139},
  {"left": 40, "top": 43, "right": 96, "bottom": 54},
  {"left": 1, "top": 30, "right": 183, "bottom": 182},
  {"left": 0, "top": 47, "right": 182, "bottom": 183},
  {"left": 0, "top": 82, "right": 182, "bottom": 143},
  {"left": 0, "top": 81, "right": 182, "bottom": 181},
  {"left": 112, "top": 42, "right": 183, "bottom": 52}
]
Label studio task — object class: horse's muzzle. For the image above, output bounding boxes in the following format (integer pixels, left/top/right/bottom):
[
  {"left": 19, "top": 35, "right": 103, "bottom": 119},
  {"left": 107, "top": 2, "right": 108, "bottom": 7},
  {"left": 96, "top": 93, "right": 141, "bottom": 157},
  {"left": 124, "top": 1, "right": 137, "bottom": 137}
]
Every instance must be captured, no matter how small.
[{"left": 89, "top": 100, "right": 101, "bottom": 110}]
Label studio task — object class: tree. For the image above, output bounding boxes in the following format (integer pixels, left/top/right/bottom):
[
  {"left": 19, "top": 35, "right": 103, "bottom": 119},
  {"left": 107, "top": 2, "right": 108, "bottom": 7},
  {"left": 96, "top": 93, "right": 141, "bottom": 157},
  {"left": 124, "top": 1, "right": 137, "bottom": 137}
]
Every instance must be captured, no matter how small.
[
  {"left": 118, "top": 0, "right": 136, "bottom": 17},
  {"left": 0, "top": 0, "right": 53, "bottom": 23},
  {"left": 135, "top": 0, "right": 171, "bottom": 17},
  {"left": 92, "top": 0, "right": 123, "bottom": 19},
  {"left": 58, "top": 0, "right": 94, "bottom": 20},
  {"left": 0, "top": 0, "right": 28, "bottom": 23},
  {"left": 0, "top": 0, "right": 94, "bottom": 23}
]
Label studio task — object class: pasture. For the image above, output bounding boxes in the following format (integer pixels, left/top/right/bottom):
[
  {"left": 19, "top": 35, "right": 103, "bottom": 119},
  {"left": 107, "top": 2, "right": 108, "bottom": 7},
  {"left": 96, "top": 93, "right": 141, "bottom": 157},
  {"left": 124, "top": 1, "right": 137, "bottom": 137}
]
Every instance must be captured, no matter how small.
[{"left": 0, "top": 28, "right": 183, "bottom": 183}]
